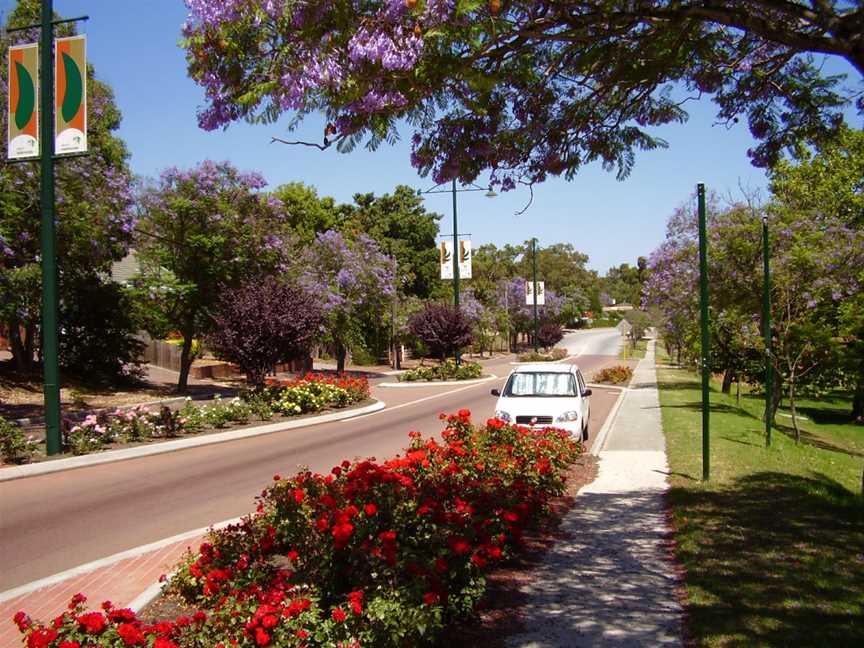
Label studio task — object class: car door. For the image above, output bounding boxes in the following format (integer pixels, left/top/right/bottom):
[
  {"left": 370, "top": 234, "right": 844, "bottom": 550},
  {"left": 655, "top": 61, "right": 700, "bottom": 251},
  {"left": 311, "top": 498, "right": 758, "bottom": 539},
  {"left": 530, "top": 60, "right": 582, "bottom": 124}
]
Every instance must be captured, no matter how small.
[{"left": 576, "top": 370, "right": 590, "bottom": 423}]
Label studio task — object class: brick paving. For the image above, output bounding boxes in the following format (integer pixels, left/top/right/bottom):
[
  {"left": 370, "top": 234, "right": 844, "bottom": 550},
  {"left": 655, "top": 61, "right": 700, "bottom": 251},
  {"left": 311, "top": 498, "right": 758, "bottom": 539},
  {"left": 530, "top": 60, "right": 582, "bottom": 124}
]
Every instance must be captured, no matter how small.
[{"left": 0, "top": 534, "right": 204, "bottom": 647}]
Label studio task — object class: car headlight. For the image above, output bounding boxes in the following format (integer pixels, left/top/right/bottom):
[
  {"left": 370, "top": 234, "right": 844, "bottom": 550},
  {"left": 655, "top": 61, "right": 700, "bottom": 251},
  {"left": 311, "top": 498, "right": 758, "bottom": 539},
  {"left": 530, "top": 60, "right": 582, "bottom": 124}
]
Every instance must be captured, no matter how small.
[
  {"left": 494, "top": 410, "right": 511, "bottom": 422},
  {"left": 556, "top": 411, "right": 579, "bottom": 422}
]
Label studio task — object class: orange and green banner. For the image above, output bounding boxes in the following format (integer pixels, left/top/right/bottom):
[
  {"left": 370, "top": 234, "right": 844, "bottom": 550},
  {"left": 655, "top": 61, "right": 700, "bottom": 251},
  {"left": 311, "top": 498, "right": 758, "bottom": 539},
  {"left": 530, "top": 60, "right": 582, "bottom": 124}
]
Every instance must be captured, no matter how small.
[
  {"left": 54, "top": 35, "right": 86, "bottom": 155},
  {"left": 7, "top": 43, "right": 40, "bottom": 160}
]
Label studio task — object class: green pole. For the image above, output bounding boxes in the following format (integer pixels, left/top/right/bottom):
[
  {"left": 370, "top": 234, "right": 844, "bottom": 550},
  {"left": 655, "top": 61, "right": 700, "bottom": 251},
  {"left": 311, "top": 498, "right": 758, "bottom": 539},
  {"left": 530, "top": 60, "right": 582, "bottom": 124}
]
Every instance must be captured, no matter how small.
[
  {"left": 452, "top": 179, "right": 460, "bottom": 365},
  {"left": 40, "top": 0, "right": 62, "bottom": 455},
  {"left": 532, "top": 238, "right": 539, "bottom": 353},
  {"left": 762, "top": 215, "right": 772, "bottom": 447},
  {"left": 697, "top": 183, "right": 710, "bottom": 481}
]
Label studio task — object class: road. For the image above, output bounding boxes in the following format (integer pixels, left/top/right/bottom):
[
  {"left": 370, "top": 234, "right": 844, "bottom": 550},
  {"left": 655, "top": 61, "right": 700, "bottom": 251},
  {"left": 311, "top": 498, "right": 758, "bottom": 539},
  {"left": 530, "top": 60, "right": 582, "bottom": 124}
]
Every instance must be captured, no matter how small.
[{"left": 0, "top": 329, "right": 622, "bottom": 590}]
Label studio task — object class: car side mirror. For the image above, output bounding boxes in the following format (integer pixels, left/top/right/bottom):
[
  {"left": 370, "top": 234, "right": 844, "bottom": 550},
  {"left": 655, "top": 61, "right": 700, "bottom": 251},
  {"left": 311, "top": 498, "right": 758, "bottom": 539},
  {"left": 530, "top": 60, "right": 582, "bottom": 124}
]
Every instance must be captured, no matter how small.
[
  {"left": 583, "top": 388, "right": 592, "bottom": 397},
  {"left": 490, "top": 389, "right": 501, "bottom": 397}
]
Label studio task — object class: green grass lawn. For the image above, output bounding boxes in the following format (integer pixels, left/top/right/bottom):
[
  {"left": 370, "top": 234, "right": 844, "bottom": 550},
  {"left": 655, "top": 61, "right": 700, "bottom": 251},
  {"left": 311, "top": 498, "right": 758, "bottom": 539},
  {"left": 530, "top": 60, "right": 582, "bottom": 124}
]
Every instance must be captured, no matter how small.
[
  {"left": 619, "top": 338, "right": 647, "bottom": 360},
  {"left": 657, "top": 359, "right": 864, "bottom": 647}
]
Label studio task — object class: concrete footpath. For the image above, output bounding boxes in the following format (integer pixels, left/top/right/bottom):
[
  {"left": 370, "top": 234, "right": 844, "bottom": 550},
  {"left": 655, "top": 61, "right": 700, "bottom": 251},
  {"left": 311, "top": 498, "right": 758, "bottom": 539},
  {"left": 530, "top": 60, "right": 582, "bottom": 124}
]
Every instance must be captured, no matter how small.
[{"left": 506, "top": 339, "right": 684, "bottom": 647}]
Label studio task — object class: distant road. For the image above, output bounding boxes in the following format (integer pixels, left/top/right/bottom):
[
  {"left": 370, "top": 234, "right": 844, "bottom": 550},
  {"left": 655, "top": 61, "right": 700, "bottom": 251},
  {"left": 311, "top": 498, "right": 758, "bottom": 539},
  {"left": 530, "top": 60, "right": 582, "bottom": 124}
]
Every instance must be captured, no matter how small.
[{"left": 560, "top": 327, "right": 623, "bottom": 359}]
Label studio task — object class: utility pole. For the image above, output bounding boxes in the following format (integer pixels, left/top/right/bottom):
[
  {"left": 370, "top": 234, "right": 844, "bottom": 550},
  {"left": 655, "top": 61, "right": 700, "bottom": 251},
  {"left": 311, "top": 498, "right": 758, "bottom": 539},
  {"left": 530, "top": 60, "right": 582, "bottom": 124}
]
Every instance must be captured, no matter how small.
[
  {"left": 532, "top": 238, "right": 539, "bottom": 353},
  {"left": 697, "top": 183, "right": 711, "bottom": 481}
]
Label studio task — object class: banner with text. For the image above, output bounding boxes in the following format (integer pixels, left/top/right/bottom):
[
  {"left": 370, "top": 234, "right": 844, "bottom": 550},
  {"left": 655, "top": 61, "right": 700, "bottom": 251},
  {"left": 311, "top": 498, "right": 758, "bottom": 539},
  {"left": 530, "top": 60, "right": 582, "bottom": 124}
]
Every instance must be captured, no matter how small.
[
  {"left": 7, "top": 43, "right": 40, "bottom": 160},
  {"left": 54, "top": 35, "right": 87, "bottom": 155},
  {"left": 525, "top": 281, "right": 545, "bottom": 305}
]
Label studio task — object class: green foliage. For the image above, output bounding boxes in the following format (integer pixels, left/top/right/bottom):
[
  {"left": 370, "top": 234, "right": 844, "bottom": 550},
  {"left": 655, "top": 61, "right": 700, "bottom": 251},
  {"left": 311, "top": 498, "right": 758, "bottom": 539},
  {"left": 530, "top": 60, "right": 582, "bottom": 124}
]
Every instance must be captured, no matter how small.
[
  {"left": 594, "top": 365, "right": 634, "bottom": 385},
  {"left": 0, "top": 416, "right": 38, "bottom": 464},
  {"left": 399, "top": 360, "right": 483, "bottom": 382},
  {"left": 57, "top": 276, "right": 145, "bottom": 381}
]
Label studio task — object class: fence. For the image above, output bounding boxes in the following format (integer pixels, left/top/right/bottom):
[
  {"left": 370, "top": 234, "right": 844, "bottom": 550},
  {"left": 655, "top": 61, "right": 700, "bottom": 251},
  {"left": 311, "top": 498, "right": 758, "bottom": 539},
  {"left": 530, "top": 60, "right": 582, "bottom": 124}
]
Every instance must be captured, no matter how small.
[{"left": 139, "top": 336, "right": 184, "bottom": 372}]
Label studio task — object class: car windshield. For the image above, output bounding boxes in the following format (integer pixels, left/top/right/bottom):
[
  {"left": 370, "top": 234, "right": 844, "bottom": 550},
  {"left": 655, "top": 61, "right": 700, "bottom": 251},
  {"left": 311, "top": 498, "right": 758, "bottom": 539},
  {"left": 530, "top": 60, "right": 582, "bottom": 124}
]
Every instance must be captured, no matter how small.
[{"left": 503, "top": 372, "right": 577, "bottom": 397}]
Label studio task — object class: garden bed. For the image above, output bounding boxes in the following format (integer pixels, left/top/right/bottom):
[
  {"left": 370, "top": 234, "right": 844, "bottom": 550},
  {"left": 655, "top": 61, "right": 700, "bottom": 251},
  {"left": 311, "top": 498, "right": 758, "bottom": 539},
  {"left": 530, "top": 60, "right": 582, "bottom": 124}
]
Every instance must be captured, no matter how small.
[
  {"left": 1, "top": 374, "right": 370, "bottom": 466},
  {"left": 397, "top": 359, "right": 484, "bottom": 382}
]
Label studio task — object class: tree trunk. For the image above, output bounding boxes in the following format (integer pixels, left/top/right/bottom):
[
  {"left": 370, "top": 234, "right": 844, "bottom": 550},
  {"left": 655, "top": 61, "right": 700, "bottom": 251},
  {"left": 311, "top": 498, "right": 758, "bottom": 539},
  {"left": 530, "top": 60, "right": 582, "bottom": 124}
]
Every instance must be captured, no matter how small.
[
  {"left": 178, "top": 330, "right": 195, "bottom": 392},
  {"left": 736, "top": 377, "right": 741, "bottom": 407},
  {"left": 768, "top": 377, "right": 782, "bottom": 424},
  {"left": 9, "top": 319, "right": 29, "bottom": 372},
  {"left": 721, "top": 368, "right": 735, "bottom": 394},
  {"left": 335, "top": 342, "right": 347, "bottom": 374},
  {"left": 24, "top": 322, "right": 35, "bottom": 369},
  {"left": 851, "top": 359, "right": 864, "bottom": 423},
  {"left": 789, "top": 379, "right": 801, "bottom": 444}
]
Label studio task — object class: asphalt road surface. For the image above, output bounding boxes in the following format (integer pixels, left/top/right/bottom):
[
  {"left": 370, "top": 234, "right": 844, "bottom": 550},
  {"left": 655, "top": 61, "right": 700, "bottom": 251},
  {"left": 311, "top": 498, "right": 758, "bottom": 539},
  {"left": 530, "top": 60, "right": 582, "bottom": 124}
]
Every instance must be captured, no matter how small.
[{"left": 0, "top": 329, "right": 623, "bottom": 590}]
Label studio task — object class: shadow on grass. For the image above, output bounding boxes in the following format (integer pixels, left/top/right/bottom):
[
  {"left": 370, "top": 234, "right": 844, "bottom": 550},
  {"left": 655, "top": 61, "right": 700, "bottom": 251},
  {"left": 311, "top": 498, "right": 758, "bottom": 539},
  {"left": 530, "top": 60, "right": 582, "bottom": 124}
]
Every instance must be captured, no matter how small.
[
  {"left": 665, "top": 401, "right": 761, "bottom": 419},
  {"left": 669, "top": 471, "right": 864, "bottom": 647},
  {"left": 795, "top": 404, "right": 857, "bottom": 426},
  {"left": 654, "top": 380, "right": 702, "bottom": 392},
  {"left": 771, "top": 421, "right": 864, "bottom": 459}
]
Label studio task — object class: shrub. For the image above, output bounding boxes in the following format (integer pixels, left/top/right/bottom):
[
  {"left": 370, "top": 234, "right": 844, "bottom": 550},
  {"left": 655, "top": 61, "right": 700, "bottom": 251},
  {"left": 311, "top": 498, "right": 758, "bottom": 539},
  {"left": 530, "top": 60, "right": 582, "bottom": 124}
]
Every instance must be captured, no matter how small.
[
  {"left": 594, "top": 365, "right": 634, "bottom": 385},
  {"left": 408, "top": 304, "right": 474, "bottom": 361},
  {"left": 0, "top": 416, "right": 39, "bottom": 464},
  {"left": 58, "top": 276, "right": 145, "bottom": 381},
  {"left": 516, "top": 348, "right": 569, "bottom": 362},
  {"left": 536, "top": 322, "right": 564, "bottom": 350},
  {"left": 398, "top": 360, "right": 483, "bottom": 382},
  {"left": 208, "top": 277, "right": 324, "bottom": 388},
  {"left": 14, "top": 412, "right": 583, "bottom": 648}
]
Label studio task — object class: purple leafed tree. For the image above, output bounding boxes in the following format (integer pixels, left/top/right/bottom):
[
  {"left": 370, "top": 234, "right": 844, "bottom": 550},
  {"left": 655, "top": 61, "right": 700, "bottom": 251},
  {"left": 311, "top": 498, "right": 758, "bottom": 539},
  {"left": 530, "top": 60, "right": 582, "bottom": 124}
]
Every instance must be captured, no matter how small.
[
  {"left": 537, "top": 322, "right": 564, "bottom": 351},
  {"left": 409, "top": 304, "right": 474, "bottom": 361},
  {"left": 208, "top": 277, "right": 323, "bottom": 388}
]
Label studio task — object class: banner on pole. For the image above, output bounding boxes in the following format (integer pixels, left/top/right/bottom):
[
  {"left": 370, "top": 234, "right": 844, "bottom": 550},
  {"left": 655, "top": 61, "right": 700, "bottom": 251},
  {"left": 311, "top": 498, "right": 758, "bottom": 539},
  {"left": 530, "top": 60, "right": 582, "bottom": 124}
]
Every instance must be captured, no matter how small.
[
  {"left": 525, "top": 281, "right": 545, "bottom": 305},
  {"left": 54, "top": 35, "right": 87, "bottom": 155},
  {"left": 458, "top": 239, "right": 472, "bottom": 279},
  {"left": 439, "top": 241, "right": 453, "bottom": 279},
  {"left": 7, "top": 43, "right": 40, "bottom": 160}
]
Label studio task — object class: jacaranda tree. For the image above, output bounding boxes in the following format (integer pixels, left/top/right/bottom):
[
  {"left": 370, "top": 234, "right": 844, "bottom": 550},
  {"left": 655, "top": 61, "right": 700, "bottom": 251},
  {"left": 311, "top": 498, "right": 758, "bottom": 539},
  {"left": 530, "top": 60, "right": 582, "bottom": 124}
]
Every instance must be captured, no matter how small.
[
  {"left": 181, "top": 0, "right": 861, "bottom": 191},
  {"left": 301, "top": 230, "right": 395, "bottom": 372},
  {"left": 136, "top": 160, "right": 290, "bottom": 390}
]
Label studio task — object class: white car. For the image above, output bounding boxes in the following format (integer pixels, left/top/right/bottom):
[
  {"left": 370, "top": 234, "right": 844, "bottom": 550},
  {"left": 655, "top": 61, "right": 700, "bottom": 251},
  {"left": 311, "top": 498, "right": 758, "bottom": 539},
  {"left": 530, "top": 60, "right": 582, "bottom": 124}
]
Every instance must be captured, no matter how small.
[{"left": 491, "top": 363, "right": 592, "bottom": 440}]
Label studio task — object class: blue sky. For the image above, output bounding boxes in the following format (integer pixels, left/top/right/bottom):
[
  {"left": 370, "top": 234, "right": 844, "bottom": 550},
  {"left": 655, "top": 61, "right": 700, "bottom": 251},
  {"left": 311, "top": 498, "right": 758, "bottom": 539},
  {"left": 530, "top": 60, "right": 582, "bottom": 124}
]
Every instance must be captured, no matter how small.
[{"left": 4, "top": 1, "right": 859, "bottom": 272}]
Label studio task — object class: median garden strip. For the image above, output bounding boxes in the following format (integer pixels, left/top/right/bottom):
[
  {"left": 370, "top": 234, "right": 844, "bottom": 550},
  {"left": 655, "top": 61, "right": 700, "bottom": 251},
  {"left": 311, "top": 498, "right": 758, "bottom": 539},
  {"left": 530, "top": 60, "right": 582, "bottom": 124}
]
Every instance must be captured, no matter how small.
[
  {"left": 13, "top": 410, "right": 585, "bottom": 647},
  {"left": 1, "top": 374, "right": 370, "bottom": 465}
]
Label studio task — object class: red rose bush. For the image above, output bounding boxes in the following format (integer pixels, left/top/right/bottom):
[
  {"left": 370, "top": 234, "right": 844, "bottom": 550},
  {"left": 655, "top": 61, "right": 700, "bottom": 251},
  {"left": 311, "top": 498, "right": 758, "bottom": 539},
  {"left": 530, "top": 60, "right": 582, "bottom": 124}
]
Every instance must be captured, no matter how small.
[{"left": 16, "top": 410, "right": 582, "bottom": 647}]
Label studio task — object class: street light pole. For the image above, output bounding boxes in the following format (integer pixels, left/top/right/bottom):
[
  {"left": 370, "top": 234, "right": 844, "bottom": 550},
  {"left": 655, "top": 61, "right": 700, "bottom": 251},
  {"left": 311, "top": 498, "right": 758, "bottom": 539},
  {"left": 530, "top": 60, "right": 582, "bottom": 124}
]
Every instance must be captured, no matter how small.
[
  {"left": 697, "top": 183, "right": 711, "bottom": 481},
  {"left": 762, "top": 214, "right": 773, "bottom": 447},
  {"left": 451, "top": 179, "right": 460, "bottom": 365},
  {"left": 532, "top": 238, "right": 539, "bottom": 353},
  {"left": 40, "top": 0, "right": 61, "bottom": 456}
]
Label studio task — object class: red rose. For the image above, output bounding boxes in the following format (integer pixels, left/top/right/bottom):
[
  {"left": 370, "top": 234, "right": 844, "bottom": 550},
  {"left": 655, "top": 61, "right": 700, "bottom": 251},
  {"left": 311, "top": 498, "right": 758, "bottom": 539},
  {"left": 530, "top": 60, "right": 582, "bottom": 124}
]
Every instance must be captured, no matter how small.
[
  {"left": 69, "top": 593, "right": 87, "bottom": 608},
  {"left": 117, "top": 622, "right": 146, "bottom": 646},
  {"left": 26, "top": 628, "right": 58, "bottom": 648},
  {"left": 254, "top": 627, "right": 270, "bottom": 646},
  {"left": 77, "top": 611, "right": 107, "bottom": 634},
  {"left": 287, "top": 549, "right": 299, "bottom": 562},
  {"left": 331, "top": 608, "right": 347, "bottom": 623},
  {"left": 153, "top": 639, "right": 179, "bottom": 648},
  {"left": 58, "top": 642, "right": 81, "bottom": 648},
  {"left": 13, "top": 611, "right": 32, "bottom": 631},
  {"left": 458, "top": 408, "right": 471, "bottom": 419},
  {"left": 262, "top": 614, "right": 278, "bottom": 628},
  {"left": 292, "top": 489, "right": 305, "bottom": 503},
  {"left": 364, "top": 503, "right": 378, "bottom": 516},
  {"left": 423, "top": 592, "right": 440, "bottom": 605}
]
